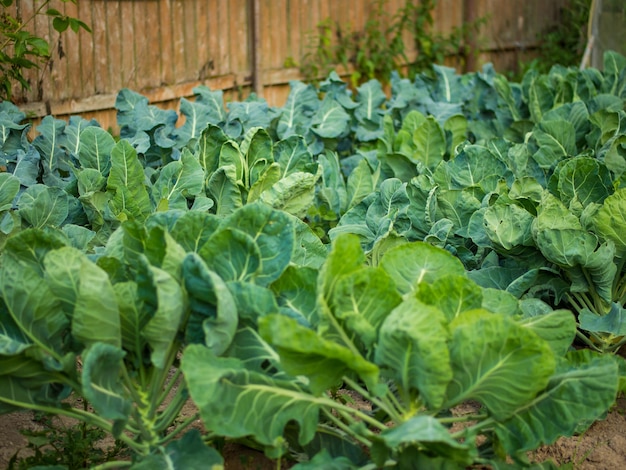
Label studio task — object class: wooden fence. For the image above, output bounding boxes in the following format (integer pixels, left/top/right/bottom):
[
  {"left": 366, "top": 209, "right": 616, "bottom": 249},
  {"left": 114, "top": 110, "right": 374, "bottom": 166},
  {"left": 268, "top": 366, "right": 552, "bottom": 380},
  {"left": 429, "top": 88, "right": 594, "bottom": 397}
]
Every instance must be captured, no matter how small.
[{"left": 6, "top": 0, "right": 569, "bottom": 132}]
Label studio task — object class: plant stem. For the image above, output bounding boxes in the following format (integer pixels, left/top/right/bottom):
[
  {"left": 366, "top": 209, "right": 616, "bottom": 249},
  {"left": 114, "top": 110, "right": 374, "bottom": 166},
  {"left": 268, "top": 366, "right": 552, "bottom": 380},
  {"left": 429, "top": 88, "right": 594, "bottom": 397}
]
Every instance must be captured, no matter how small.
[
  {"left": 157, "top": 367, "right": 182, "bottom": 406},
  {"left": 612, "top": 258, "right": 625, "bottom": 297},
  {"left": 385, "top": 387, "right": 406, "bottom": 418},
  {"left": 148, "top": 344, "right": 180, "bottom": 422},
  {"left": 318, "top": 299, "right": 363, "bottom": 358},
  {"left": 322, "top": 408, "right": 373, "bottom": 447},
  {"left": 154, "top": 384, "right": 189, "bottom": 434},
  {"left": 575, "top": 330, "right": 601, "bottom": 352},
  {"left": 327, "top": 394, "right": 388, "bottom": 432},
  {"left": 158, "top": 412, "right": 200, "bottom": 445},
  {"left": 438, "top": 413, "right": 488, "bottom": 424},
  {"left": 91, "top": 461, "right": 133, "bottom": 470},
  {"left": 342, "top": 376, "right": 403, "bottom": 423}
]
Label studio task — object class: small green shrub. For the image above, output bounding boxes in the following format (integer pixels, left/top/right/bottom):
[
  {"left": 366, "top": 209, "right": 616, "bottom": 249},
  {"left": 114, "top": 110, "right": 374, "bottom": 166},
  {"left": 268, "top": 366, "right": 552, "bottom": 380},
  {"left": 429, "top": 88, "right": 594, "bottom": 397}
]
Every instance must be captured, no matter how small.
[
  {"left": 0, "top": 0, "right": 90, "bottom": 102},
  {"left": 7, "top": 412, "right": 128, "bottom": 470},
  {"left": 298, "top": 0, "right": 485, "bottom": 87}
]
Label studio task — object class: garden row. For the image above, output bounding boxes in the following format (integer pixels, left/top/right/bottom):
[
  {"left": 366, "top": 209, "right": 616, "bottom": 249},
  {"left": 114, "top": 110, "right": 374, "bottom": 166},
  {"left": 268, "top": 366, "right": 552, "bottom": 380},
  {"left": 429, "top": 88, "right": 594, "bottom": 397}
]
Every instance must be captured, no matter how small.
[{"left": 0, "top": 51, "right": 625, "bottom": 468}]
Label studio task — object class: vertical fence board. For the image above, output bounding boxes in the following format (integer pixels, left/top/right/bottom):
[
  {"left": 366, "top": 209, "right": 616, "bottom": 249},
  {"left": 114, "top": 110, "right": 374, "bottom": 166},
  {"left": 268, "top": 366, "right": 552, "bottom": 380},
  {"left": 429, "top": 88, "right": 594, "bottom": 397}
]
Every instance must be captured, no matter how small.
[
  {"left": 103, "top": 0, "right": 122, "bottom": 93},
  {"left": 196, "top": 0, "right": 210, "bottom": 81},
  {"left": 119, "top": 1, "right": 136, "bottom": 90},
  {"left": 183, "top": 0, "right": 199, "bottom": 79},
  {"left": 232, "top": 0, "right": 249, "bottom": 75},
  {"left": 58, "top": 1, "right": 80, "bottom": 100},
  {"left": 206, "top": 0, "right": 219, "bottom": 78},
  {"left": 216, "top": 0, "right": 230, "bottom": 75},
  {"left": 92, "top": 1, "right": 107, "bottom": 94},
  {"left": 76, "top": 1, "right": 94, "bottom": 98},
  {"left": 170, "top": 1, "right": 186, "bottom": 81},
  {"left": 158, "top": 0, "right": 174, "bottom": 86}
]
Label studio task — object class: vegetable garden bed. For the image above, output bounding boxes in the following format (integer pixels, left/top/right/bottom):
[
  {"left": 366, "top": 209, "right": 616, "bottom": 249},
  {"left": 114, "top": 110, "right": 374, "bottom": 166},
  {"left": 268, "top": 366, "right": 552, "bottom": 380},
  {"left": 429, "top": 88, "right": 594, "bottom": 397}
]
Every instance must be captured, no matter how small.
[{"left": 0, "top": 51, "right": 625, "bottom": 468}]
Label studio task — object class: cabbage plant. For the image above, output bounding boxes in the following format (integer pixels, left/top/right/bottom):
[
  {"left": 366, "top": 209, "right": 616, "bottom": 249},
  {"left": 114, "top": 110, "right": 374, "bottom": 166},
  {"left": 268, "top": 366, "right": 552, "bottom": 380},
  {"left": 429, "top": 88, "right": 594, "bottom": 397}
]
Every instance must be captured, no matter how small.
[
  {"left": 182, "top": 234, "right": 620, "bottom": 467},
  {"left": 0, "top": 201, "right": 314, "bottom": 468}
]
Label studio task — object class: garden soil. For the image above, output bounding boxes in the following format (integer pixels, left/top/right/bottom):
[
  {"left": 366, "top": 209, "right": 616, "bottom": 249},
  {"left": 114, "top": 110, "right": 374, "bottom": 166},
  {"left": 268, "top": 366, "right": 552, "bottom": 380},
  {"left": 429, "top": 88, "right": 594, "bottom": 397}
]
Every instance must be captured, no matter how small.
[{"left": 0, "top": 397, "right": 624, "bottom": 469}]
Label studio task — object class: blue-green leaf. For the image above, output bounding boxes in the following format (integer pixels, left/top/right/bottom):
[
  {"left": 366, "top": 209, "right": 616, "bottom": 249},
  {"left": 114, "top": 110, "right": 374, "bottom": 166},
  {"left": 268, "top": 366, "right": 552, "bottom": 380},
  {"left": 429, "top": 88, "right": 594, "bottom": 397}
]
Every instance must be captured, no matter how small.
[{"left": 81, "top": 343, "right": 131, "bottom": 423}]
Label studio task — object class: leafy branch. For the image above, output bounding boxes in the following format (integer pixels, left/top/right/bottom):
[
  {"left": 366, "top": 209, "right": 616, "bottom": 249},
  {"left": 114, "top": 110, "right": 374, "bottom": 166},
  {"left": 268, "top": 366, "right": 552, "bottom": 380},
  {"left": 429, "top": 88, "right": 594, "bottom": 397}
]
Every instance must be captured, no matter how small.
[{"left": 0, "top": 0, "right": 90, "bottom": 102}]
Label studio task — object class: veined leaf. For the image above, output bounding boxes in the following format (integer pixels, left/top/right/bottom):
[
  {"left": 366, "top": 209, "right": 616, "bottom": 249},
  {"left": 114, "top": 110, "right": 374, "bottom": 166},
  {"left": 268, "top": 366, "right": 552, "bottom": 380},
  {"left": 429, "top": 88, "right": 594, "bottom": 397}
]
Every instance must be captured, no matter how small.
[
  {"left": 579, "top": 302, "right": 626, "bottom": 337},
  {"left": 33, "top": 115, "right": 69, "bottom": 186},
  {"left": 333, "top": 266, "right": 402, "bottom": 350},
  {"left": 222, "top": 202, "right": 295, "bottom": 285},
  {"left": 170, "top": 211, "right": 220, "bottom": 253},
  {"left": 518, "top": 305, "right": 577, "bottom": 356},
  {"left": 219, "top": 140, "right": 246, "bottom": 184},
  {"left": 1, "top": 245, "right": 68, "bottom": 354},
  {"left": 12, "top": 147, "right": 40, "bottom": 188},
  {"left": 377, "top": 415, "right": 476, "bottom": 466},
  {"left": 115, "top": 281, "right": 148, "bottom": 356},
  {"left": 551, "top": 156, "right": 612, "bottom": 214},
  {"left": 416, "top": 275, "right": 482, "bottom": 322},
  {"left": 0, "top": 173, "right": 20, "bottom": 212},
  {"left": 380, "top": 241, "right": 465, "bottom": 295},
  {"left": 259, "top": 314, "right": 379, "bottom": 395},
  {"left": 0, "top": 303, "right": 32, "bottom": 356},
  {"left": 182, "top": 345, "right": 321, "bottom": 449},
  {"left": 225, "top": 326, "right": 282, "bottom": 376},
  {"left": 593, "top": 187, "right": 626, "bottom": 258},
  {"left": 444, "top": 114, "right": 468, "bottom": 154},
  {"left": 107, "top": 139, "right": 152, "bottom": 222},
  {"left": 78, "top": 126, "right": 115, "bottom": 175},
  {"left": 152, "top": 150, "right": 204, "bottom": 211},
  {"left": 208, "top": 165, "right": 243, "bottom": 216},
  {"left": 274, "top": 135, "right": 316, "bottom": 178},
  {"left": 193, "top": 86, "right": 227, "bottom": 123},
  {"left": 532, "top": 120, "right": 577, "bottom": 170},
  {"left": 45, "top": 247, "right": 121, "bottom": 348},
  {"left": 227, "top": 281, "right": 278, "bottom": 323},
  {"left": 248, "top": 163, "right": 282, "bottom": 203},
  {"left": 355, "top": 80, "right": 386, "bottom": 124},
  {"left": 81, "top": 342, "right": 131, "bottom": 423},
  {"left": 290, "top": 215, "right": 328, "bottom": 269},
  {"left": 311, "top": 97, "right": 350, "bottom": 139},
  {"left": 346, "top": 158, "right": 377, "bottom": 210},
  {"left": 494, "top": 350, "right": 618, "bottom": 456},
  {"left": 413, "top": 116, "right": 446, "bottom": 170},
  {"left": 277, "top": 81, "right": 319, "bottom": 139},
  {"left": 483, "top": 203, "right": 534, "bottom": 252},
  {"left": 375, "top": 297, "right": 452, "bottom": 408},
  {"left": 319, "top": 234, "right": 366, "bottom": 313},
  {"left": 0, "top": 355, "right": 67, "bottom": 413},
  {"left": 200, "top": 228, "right": 261, "bottom": 282},
  {"left": 243, "top": 127, "right": 274, "bottom": 183},
  {"left": 173, "top": 97, "right": 215, "bottom": 145},
  {"left": 137, "top": 260, "right": 185, "bottom": 368},
  {"left": 445, "top": 310, "right": 556, "bottom": 420},
  {"left": 259, "top": 171, "right": 319, "bottom": 218},
  {"left": 183, "top": 253, "right": 237, "bottom": 356},
  {"left": 18, "top": 184, "right": 69, "bottom": 228},
  {"left": 271, "top": 265, "right": 318, "bottom": 325},
  {"left": 195, "top": 124, "right": 228, "bottom": 176}
]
